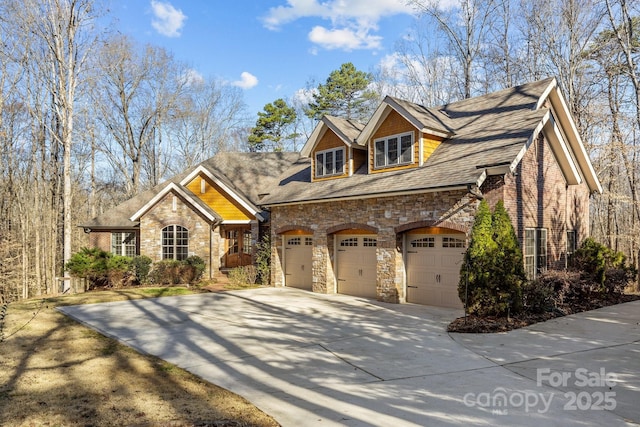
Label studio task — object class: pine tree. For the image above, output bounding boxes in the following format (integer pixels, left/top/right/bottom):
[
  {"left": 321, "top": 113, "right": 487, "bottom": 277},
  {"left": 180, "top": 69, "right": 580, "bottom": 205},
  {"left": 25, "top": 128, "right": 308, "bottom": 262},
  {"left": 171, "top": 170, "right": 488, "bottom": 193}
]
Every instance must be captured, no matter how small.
[
  {"left": 305, "top": 62, "right": 378, "bottom": 121},
  {"left": 248, "top": 99, "right": 297, "bottom": 152}
]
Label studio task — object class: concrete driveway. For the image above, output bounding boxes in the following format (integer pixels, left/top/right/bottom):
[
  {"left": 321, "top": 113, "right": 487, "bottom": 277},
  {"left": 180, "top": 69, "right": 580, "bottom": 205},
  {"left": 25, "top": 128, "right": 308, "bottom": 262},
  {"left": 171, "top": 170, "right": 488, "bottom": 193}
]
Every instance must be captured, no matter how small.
[{"left": 59, "top": 288, "right": 640, "bottom": 426}]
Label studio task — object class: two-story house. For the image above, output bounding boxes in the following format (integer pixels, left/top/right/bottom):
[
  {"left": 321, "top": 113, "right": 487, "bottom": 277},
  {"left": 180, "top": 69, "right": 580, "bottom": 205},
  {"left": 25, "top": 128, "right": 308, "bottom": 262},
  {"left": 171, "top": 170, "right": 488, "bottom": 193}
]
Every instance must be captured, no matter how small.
[{"left": 81, "top": 77, "right": 601, "bottom": 308}]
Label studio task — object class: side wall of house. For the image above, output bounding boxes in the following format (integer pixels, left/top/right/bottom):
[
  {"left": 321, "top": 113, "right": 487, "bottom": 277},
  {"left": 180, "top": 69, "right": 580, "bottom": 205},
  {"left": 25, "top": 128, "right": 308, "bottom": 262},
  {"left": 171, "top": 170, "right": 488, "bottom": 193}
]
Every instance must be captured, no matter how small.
[
  {"left": 88, "top": 230, "right": 140, "bottom": 255},
  {"left": 270, "top": 190, "right": 478, "bottom": 302},
  {"left": 482, "top": 134, "right": 591, "bottom": 269},
  {"left": 139, "top": 192, "right": 213, "bottom": 276}
]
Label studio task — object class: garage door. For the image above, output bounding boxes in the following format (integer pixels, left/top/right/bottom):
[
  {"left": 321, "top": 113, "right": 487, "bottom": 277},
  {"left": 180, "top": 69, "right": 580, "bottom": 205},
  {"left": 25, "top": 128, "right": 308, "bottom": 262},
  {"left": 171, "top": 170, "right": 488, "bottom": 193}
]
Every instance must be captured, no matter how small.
[
  {"left": 284, "top": 236, "right": 313, "bottom": 290},
  {"left": 336, "top": 235, "right": 377, "bottom": 299},
  {"left": 406, "top": 234, "right": 466, "bottom": 308}
]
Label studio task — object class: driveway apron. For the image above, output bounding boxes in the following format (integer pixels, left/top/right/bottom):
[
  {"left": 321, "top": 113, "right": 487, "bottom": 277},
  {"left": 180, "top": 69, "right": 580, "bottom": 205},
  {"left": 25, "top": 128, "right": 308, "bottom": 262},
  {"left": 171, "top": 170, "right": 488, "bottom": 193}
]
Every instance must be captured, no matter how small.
[{"left": 59, "top": 288, "right": 640, "bottom": 427}]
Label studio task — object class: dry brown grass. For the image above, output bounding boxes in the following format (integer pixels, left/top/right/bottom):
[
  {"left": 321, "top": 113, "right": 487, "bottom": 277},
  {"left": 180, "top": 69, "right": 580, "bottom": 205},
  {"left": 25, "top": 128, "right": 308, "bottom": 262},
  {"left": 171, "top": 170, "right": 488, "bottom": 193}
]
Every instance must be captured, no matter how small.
[{"left": 0, "top": 289, "right": 279, "bottom": 427}]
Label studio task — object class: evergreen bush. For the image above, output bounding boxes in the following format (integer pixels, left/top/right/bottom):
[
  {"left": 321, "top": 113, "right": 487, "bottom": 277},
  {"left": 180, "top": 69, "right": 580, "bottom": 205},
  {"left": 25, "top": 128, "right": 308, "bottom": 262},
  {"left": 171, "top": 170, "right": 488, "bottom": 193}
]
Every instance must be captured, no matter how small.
[
  {"left": 459, "top": 200, "right": 526, "bottom": 316},
  {"left": 255, "top": 234, "right": 271, "bottom": 285}
]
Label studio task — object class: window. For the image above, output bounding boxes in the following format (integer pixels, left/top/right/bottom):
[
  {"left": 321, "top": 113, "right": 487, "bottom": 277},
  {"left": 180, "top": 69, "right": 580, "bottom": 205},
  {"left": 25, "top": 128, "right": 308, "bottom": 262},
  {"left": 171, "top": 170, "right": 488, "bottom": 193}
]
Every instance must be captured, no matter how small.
[
  {"left": 374, "top": 132, "right": 413, "bottom": 169},
  {"left": 111, "top": 232, "right": 136, "bottom": 257},
  {"left": 566, "top": 230, "right": 577, "bottom": 256},
  {"left": 287, "top": 237, "right": 301, "bottom": 246},
  {"left": 525, "top": 228, "right": 547, "bottom": 280},
  {"left": 442, "top": 237, "right": 466, "bottom": 248},
  {"left": 243, "top": 230, "right": 252, "bottom": 254},
  {"left": 411, "top": 237, "right": 435, "bottom": 248},
  {"left": 340, "top": 237, "right": 358, "bottom": 247},
  {"left": 363, "top": 237, "right": 377, "bottom": 247},
  {"left": 162, "top": 225, "right": 188, "bottom": 261},
  {"left": 304, "top": 237, "right": 313, "bottom": 246},
  {"left": 315, "top": 147, "right": 345, "bottom": 177}
]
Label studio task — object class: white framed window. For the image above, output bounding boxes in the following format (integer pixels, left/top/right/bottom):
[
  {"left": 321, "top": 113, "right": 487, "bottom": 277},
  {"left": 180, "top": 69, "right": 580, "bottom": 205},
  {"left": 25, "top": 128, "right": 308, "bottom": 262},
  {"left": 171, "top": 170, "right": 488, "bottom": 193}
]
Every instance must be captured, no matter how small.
[
  {"left": 315, "top": 147, "right": 345, "bottom": 178},
  {"left": 111, "top": 232, "right": 136, "bottom": 257},
  {"left": 162, "top": 225, "right": 188, "bottom": 261},
  {"left": 525, "top": 228, "right": 547, "bottom": 280},
  {"left": 374, "top": 132, "right": 413, "bottom": 169}
]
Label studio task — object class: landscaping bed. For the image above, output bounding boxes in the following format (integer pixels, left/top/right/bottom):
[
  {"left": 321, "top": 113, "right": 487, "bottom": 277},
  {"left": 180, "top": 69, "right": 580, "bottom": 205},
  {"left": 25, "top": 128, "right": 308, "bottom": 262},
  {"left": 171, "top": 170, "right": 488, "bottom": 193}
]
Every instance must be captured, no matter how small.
[{"left": 448, "top": 291, "right": 640, "bottom": 333}]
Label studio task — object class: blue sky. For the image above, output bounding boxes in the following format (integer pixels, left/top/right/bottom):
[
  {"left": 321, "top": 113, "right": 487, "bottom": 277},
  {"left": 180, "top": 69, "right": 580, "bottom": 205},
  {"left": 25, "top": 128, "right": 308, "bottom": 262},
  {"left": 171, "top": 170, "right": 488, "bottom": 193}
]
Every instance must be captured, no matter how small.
[{"left": 107, "top": 0, "right": 421, "bottom": 119}]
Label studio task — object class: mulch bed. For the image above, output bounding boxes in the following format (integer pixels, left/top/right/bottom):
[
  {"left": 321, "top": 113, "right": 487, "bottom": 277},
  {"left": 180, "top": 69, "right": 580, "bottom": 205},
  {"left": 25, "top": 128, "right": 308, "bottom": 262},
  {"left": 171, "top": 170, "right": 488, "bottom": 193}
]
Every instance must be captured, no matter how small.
[{"left": 448, "top": 293, "right": 640, "bottom": 333}]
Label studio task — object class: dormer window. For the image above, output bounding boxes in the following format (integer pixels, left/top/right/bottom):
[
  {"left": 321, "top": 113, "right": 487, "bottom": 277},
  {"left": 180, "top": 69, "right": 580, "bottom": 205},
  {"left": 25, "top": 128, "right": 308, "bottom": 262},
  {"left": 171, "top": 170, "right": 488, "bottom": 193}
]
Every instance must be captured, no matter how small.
[
  {"left": 316, "top": 147, "right": 345, "bottom": 178},
  {"left": 374, "top": 132, "right": 413, "bottom": 169}
]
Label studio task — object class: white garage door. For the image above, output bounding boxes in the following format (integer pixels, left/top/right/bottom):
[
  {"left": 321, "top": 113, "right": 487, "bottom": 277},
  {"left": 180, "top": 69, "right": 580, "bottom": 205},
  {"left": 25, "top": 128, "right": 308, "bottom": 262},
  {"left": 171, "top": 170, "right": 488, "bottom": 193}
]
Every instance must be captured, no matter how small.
[
  {"left": 336, "top": 235, "right": 377, "bottom": 299},
  {"left": 284, "top": 236, "right": 313, "bottom": 290},
  {"left": 406, "top": 234, "right": 466, "bottom": 308}
]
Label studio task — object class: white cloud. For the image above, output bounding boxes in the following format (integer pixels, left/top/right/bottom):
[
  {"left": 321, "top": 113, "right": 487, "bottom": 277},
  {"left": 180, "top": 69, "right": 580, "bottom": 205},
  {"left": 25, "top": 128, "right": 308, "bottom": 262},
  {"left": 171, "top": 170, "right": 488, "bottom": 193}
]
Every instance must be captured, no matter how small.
[
  {"left": 262, "top": 0, "right": 415, "bottom": 51},
  {"left": 292, "top": 87, "right": 317, "bottom": 106},
  {"left": 232, "top": 72, "right": 259, "bottom": 89},
  {"left": 180, "top": 68, "right": 205, "bottom": 86},
  {"left": 150, "top": 1, "right": 187, "bottom": 37},
  {"left": 309, "top": 25, "right": 382, "bottom": 50}
]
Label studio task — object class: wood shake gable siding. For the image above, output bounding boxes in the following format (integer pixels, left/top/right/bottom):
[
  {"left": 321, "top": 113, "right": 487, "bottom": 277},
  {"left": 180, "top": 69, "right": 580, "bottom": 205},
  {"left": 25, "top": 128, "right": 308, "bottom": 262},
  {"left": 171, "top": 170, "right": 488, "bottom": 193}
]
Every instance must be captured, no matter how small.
[
  {"left": 185, "top": 175, "right": 252, "bottom": 221},
  {"left": 367, "top": 109, "right": 443, "bottom": 173},
  {"left": 311, "top": 129, "right": 349, "bottom": 181}
]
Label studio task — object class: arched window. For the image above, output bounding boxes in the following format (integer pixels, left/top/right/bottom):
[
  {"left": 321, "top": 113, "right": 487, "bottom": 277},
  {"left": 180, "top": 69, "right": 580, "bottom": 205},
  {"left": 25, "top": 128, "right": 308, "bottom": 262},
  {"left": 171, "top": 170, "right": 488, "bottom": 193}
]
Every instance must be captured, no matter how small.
[{"left": 162, "top": 225, "right": 188, "bottom": 261}]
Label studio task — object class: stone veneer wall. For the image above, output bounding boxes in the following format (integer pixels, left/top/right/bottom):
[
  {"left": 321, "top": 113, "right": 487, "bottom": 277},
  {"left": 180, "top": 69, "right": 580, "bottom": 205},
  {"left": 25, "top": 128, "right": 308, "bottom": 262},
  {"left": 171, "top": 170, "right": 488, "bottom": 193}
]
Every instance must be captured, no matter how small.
[
  {"left": 270, "top": 190, "right": 478, "bottom": 303},
  {"left": 139, "top": 192, "right": 213, "bottom": 276}
]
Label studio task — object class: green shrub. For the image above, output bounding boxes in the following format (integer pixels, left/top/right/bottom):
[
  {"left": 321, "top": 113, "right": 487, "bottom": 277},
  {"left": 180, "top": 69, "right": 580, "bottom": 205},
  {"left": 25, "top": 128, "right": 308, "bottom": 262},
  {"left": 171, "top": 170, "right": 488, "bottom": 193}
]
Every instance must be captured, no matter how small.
[
  {"left": 65, "top": 247, "right": 110, "bottom": 279},
  {"left": 227, "top": 266, "right": 257, "bottom": 287},
  {"left": 131, "top": 256, "right": 152, "bottom": 285},
  {"left": 148, "top": 257, "right": 206, "bottom": 285},
  {"left": 459, "top": 200, "right": 526, "bottom": 316},
  {"left": 106, "top": 255, "right": 133, "bottom": 287},
  {"left": 149, "top": 260, "right": 182, "bottom": 285},
  {"left": 255, "top": 234, "right": 271, "bottom": 285},
  {"left": 522, "top": 279, "right": 555, "bottom": 314},
  {"left": 183, "top": 256, "right": 206, "bottom": 283},
  {"left": 571, "top": 238, "right": 634, "bottom": 287}
]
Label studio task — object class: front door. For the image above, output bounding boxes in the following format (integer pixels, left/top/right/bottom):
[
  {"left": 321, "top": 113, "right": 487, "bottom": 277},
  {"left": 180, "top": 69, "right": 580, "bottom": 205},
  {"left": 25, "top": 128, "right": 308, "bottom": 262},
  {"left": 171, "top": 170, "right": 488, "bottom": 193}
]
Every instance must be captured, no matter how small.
[{"left": 225, "top": 227, "right": 252, "bottom": 268}]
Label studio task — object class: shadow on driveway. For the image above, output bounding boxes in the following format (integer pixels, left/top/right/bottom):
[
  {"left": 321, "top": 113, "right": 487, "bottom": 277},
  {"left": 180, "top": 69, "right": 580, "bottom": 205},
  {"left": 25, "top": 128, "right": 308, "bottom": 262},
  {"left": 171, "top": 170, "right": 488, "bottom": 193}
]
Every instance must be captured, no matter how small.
[{"left": 60, "top": 288, "right": 640, "bottom": 427}]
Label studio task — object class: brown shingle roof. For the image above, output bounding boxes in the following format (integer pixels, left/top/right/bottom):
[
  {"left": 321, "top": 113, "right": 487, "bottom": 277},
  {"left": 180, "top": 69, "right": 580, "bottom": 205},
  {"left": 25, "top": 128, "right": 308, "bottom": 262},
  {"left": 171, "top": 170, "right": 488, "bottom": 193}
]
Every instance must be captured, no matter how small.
[
  {"left": 80, "top": 152, "right": 300, "bottom": 229},
  {"left": 261, "top": 78, "right": 555, "bottom": 206}
]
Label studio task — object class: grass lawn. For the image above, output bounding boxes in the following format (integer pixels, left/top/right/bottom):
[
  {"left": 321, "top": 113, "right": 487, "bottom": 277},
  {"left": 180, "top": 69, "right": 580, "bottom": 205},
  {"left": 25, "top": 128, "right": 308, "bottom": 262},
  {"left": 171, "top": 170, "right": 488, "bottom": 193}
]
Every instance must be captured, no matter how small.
[{"left": 0, "top": 287, "right": 279, "bottom": 427}]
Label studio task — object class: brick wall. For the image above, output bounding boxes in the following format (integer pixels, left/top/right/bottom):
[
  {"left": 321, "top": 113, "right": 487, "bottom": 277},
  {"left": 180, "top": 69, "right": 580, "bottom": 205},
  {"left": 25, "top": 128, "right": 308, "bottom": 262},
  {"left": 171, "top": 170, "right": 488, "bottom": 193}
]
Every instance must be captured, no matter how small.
[
  {"left": 482, "top": 134, "right": 591, "bottom": 269},
  {"left": 270, "top": 190, "right": 478, "bottom": 303}
]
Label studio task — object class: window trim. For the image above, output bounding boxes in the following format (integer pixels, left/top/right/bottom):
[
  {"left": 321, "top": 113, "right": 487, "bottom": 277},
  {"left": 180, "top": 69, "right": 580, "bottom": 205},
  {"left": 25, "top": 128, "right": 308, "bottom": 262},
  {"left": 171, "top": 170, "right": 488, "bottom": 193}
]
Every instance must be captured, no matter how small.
[
  {"left": 162, "top": 225, "right": 189, "bottom": 261},
  {"left": 315, "top": 147, "right": 345, "bottom": 178},
  {"left": 525, "top": 228, "right": 547, "bottom": 280},
  {"left": 111, "top": 232, "right": 137, "bottom": 257},
  {"left": 373, "top": 131, "right": 414, "bottom": 169}
]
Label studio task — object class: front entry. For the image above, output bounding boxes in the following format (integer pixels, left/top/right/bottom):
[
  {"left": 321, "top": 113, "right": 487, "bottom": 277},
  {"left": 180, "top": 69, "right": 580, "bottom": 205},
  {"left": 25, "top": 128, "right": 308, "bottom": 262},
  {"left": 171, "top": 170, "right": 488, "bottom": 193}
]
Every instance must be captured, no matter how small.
[
  {"left": 336, "top": 235, "right": 377, "bottom": 299},
  {"left": 224, "top": 227, "right": 252, "bottom": 268},
  {"left": 406, "top": 231, "right": 466, "bottom": 308}
]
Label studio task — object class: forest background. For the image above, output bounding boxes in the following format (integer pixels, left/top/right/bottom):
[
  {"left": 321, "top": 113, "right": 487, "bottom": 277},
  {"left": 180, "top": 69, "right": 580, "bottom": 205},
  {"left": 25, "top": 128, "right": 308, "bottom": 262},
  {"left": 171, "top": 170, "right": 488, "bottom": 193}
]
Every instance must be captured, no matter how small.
[{"left": 1, "top": 0, "right": 638, "bottom": 301}]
